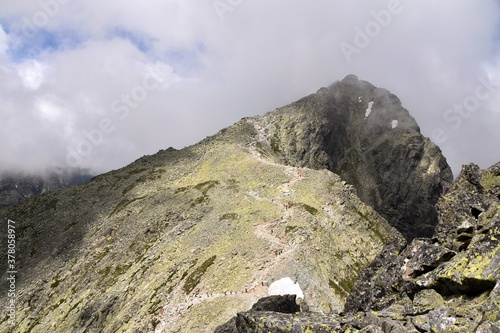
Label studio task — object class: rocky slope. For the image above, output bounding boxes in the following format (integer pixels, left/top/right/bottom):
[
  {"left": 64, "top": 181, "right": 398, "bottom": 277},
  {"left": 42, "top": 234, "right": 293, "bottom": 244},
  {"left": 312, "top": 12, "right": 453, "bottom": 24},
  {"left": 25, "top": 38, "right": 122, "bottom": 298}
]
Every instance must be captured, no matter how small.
[
  {"left": 0, "top": 75, "right": 452, "bottom": 332},
  {"left": 217, "top": 162, "right": 500, "bottom": 332},
  {"left": 0, "top": 130, "right": 397, "bottom": 333},
  {"left": 0, "top": 169, "right": 92, "bottom": 209},
  {"left": 253, "top": 75, "right": 453, "bottom": 239}
]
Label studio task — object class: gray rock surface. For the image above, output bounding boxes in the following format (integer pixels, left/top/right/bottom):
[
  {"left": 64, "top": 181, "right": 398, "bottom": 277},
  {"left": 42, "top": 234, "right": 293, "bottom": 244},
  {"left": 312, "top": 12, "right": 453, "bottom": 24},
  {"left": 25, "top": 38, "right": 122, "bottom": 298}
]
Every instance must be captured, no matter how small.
[
  {"left": 252, "top": 75, "right": 453, "bottom": 239},
  {"left": 214, "top": 162, "right": 500, "bottom": 333}
]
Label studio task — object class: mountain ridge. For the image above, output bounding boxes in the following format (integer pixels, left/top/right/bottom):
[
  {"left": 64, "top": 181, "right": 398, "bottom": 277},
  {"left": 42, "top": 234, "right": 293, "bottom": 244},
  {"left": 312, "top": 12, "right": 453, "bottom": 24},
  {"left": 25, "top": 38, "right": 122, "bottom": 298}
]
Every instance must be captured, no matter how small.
[{"left": 0, "top": 75, "right": 456, "bottom": 332}]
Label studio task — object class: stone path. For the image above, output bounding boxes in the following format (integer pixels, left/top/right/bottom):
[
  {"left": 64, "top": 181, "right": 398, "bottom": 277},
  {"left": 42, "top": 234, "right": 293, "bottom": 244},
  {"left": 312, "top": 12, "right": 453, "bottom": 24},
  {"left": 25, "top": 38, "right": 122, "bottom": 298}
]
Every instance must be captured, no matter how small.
[{"left": 155, "top": 141, "right": 307, "bottom": 332}]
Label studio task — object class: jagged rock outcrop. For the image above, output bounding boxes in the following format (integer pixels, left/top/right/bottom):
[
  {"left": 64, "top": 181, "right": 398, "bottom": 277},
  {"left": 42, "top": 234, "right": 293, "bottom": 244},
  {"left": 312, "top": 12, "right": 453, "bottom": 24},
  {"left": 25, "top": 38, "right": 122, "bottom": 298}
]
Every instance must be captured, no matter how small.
[
  {"left": 0, "top": 169, "right": 92, "bottom": 209},
  {"left": 343, "top": 162, "right": 500, "bottom": 314},
  {"left": 216, "top": 162, "right": 500, "bottom": 332},
  {"left": 251, "top": 75, "right": 453, "bottom": 239}
]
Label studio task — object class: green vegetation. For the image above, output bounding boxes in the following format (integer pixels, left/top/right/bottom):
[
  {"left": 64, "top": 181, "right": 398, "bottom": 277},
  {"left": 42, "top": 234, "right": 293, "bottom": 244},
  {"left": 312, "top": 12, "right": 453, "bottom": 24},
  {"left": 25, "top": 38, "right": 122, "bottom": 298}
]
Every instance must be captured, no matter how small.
[
  {"left": 174, "top": 186, "right": 190, "bottom": 194},
  {"left": 113, "top": 168, "right": 147, "bottom": 181},
  {"left": 329, "top": 279, "right": 348, "bottom": 297},
  {"left": 481, "top": 171, "right": 500, "bottom": 190},
  {"left": 220, "top": 213, "right": 239, "bottom": 221},
  {"left": 194, "top": 180, "right": 220, "bottom": 192},
  {"left": 328, "top": 276, "right": 356, "bottom": 298},
  {"left": 301, "top": 203, "right": 319, "bottom": 215},
  {"left": 183, "top": 255, "right": 217, "bottom": 294},
  {"left": 98, "top": 263, "right": 133, "bottom": 290},
  {"left": 190, "top": 181, "right": 220, "bottom": 208},
  {"left": 128, "top": 168, "right": 148, "bottom": 176},
  {"left": 51, "top": 275, "right": 62, "bottom": 289},
  {"left": 108, "top": 195, "right": 148, "bottom": 217},
  {"left": 25, "top": 319, "right": 41, "bottom": 333},
  {"left": 49, "top": 298, "right": 66, "bottom": 311},
  {"left": 357, "top": 210, "right": 388, "bottom": 242},
  {"left": 174, "top": 180, "right": 220, "bottom": 208},
  {"left": 270, "top": 122, "right": 282, "bottom": 154},
  {"left": 122, "top": 184, "right": 135, "bottom": 195}
]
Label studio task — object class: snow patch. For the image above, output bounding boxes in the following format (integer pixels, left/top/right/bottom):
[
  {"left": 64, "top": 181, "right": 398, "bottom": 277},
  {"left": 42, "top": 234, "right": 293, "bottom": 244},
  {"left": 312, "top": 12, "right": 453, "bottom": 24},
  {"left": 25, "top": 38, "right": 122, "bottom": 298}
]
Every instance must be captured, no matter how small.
[
  {"left": 365, "top": 101, "right": 374, "bottom": 118},
  {"left": 268, "top": 277, "right": 304, "bottom": 299},
  {"left": 358, "top": 96, "right": 362, "bottom": 103},
  {"left": 391, "top": 120, "right": 398, "bottom": 129}
]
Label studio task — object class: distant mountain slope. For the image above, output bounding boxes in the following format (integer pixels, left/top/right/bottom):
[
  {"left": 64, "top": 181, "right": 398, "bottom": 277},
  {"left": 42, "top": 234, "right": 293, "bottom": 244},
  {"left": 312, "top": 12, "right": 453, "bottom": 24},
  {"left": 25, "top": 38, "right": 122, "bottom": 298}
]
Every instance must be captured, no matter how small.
[
  {"left": 0, "top": 170, "right": 92, "bottom": 209},
  {"left": 0, "top": 75, "right": 451, "bottom": 332}
]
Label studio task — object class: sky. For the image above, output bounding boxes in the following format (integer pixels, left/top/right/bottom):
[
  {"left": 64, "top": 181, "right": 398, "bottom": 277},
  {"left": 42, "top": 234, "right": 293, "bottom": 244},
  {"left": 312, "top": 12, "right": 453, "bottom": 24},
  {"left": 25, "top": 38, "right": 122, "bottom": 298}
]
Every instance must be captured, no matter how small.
[{"left": 0, "top": 1, "right": 499, "bottom": 176}]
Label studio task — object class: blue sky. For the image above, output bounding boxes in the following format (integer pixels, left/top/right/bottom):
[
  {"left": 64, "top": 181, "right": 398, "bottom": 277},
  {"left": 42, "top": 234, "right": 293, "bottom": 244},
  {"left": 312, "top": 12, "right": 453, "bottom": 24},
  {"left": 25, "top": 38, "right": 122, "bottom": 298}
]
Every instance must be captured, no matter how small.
[
  {"left": 107, "top": 28, "right": 155, "bottom": 54},
  {"left": 3, "top": 25, "right": 86, "bottom": 62},
  {"left": 0, "top": 1, "right": 500, "bottom": 175}
]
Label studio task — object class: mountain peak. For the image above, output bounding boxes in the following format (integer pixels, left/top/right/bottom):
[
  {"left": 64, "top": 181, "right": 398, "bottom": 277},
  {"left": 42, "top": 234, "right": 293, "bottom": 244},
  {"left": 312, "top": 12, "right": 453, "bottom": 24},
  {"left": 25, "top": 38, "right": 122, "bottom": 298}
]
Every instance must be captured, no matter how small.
[
  {"left": 245, "top": 77, "right": 452, "bottom": 239},
  {"left": 340, "top": 73, "right": 360, "bottom": 84}
]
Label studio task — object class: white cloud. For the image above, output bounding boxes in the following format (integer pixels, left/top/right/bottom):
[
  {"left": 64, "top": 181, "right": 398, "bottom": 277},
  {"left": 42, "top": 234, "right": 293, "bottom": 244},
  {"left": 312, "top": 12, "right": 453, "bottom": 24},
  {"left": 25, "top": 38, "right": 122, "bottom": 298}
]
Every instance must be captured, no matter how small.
[
  {"left": 35, "top": 97, "right": 62, "bottom": 122},
  {"left": 0, "top": 25, "right": 8, "bottom": 55},
  {"left": 0, "top": 1, "right": 499, "bottom": 175},
  {"left": 16, "top": 60, "right": 47, "bottom": 90}
]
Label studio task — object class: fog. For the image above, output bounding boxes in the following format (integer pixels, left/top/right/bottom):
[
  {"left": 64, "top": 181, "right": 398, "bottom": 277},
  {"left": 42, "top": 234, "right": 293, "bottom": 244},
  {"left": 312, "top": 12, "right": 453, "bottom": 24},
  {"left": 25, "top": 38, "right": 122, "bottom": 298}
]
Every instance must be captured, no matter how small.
[{"left": 1, "top": 1, "right": 499, "bottom": 175}]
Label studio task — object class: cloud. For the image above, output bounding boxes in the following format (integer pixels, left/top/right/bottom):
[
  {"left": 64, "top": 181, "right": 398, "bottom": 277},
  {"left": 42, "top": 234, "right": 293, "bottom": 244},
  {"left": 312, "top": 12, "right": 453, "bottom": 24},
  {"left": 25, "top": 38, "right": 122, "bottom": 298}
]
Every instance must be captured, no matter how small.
[
  {"left": 0, "top": 25, "right": 8, "bottom": 55},
  {"left": 16, "top": 59, "right": 47, "bottom": 89},
  {"left": 0, "top": 1, "right": 499, "bottom": 175}
]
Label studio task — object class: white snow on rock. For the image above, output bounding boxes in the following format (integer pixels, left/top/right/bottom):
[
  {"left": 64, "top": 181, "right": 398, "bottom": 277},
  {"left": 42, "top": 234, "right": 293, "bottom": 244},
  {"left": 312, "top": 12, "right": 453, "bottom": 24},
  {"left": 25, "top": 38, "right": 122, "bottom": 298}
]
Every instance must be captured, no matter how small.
[
  {"left": 358, "top": 96, "right": 362, "bottom": 103},
  {"left": 268, "top": 277, "right": 304, "bottom": 299},
  {"left": 365, "top": 101, "right": 374, "bottom": 118},
  {"left": 391, "top": 120, "right": 398, "bottom": 129}
]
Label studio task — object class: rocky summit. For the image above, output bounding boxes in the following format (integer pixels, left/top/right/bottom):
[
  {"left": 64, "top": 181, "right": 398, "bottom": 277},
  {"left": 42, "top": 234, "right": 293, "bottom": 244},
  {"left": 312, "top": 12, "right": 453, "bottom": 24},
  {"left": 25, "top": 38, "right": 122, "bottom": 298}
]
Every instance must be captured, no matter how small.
[
  {"left": 0, "top": 75, "right": 482, "bottom": 333},
  {"left": 252, "top": 74, "right": 453, "bottom": 240}
]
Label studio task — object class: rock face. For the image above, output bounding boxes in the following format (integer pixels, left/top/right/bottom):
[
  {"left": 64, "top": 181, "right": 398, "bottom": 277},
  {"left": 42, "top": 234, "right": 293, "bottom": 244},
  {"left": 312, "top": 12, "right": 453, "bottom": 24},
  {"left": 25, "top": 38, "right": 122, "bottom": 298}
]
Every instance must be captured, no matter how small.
[
  {"left": 217, "top": 162, "right": 500, "bottom": 332},
  {"left": 0, "top": 170, "right": 92, "bottom": 209},
  {"left": 0, "top": 76, "right": 453, "bottom": 333},
  {"left": 347, "top": 162, "right": 500, "bottom": 331},
  {"left": 252, "top": 74, "right": 453, "bottom": 239}
]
